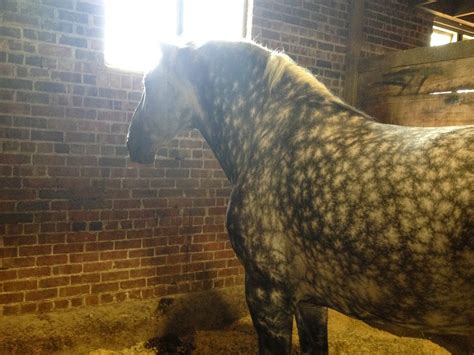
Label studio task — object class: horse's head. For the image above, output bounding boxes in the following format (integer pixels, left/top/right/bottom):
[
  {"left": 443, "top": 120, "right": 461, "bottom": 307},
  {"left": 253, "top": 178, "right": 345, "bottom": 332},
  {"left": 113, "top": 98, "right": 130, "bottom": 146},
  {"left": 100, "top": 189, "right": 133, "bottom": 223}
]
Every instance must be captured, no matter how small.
[{"left": 127, "top": 43, "right": 204, "bottom": 164}]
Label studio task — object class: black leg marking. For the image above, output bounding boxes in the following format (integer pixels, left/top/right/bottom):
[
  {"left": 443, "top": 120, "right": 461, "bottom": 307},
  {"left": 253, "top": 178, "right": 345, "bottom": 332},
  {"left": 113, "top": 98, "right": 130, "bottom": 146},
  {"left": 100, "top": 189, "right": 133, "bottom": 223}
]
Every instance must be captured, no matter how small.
[
  {"left": 295, "top": 302, "right": 329, "bottom": 355},
  {"left": 245, "top": 274, "right": 294, "bottom": 355}
]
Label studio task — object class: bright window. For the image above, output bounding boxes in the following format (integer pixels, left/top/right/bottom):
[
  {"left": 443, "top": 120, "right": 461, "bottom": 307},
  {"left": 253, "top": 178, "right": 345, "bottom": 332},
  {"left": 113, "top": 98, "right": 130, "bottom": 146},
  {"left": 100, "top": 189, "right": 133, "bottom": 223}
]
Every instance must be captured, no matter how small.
[
  {"left": 462, "top": 34, "right": 474, "bottom": 41},
  {"left": 430, "top": 26, "right": 458, "bottom": 46},
  {"left": 105, "top": 0, "right": 249, "bottom": 72}
]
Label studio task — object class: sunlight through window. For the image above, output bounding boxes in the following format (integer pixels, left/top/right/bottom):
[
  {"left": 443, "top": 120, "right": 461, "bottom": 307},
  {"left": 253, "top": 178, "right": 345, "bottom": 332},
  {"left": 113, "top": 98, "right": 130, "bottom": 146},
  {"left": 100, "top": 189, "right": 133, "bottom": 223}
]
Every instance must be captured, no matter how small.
[
  {"left": 182, "top": 0, "right": 246, "bottom": 41},
  {"left": 430, "top": 26, "right": 457, "bottom": 47},
  {"left": 105, "top": 0, "right": 248, "bottom": 72}
]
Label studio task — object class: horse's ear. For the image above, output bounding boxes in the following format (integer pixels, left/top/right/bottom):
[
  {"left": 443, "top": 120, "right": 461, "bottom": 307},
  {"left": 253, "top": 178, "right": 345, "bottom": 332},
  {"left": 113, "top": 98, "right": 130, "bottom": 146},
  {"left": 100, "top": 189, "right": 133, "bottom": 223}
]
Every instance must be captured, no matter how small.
[
  {"left": 159, "top": 42, "right": 180, "bottom": 64},
  {"left": 175, "top": 44, "right": 205, "bottom": 80}
]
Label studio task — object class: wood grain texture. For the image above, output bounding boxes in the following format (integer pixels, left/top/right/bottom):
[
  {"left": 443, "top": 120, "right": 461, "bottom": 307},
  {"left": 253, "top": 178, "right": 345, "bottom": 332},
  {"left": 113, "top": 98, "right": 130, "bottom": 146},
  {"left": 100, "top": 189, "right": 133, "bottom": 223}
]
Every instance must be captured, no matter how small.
[{"left": 356, "top": 41, "right": 474, "bottom": 126}]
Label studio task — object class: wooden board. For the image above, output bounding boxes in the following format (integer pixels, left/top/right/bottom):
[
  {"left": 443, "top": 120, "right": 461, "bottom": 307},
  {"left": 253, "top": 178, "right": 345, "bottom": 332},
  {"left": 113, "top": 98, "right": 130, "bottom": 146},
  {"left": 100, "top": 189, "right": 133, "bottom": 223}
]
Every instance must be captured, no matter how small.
[
  {"left": 356, "top": 40, "right": 474, "bottom": 126},
  {"left": 363, "top": 92, "right": 474, "bottom": 127}
]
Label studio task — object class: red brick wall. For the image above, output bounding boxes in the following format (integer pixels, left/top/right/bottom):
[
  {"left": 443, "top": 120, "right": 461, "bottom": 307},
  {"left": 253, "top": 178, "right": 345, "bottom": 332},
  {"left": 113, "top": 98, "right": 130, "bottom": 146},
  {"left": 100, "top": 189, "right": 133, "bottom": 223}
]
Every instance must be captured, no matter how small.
[
  {"left": 252, "top": 0, "right": 433, "bottom": 95},
  {"left": 1, "top": 0, "right": 433, "bottom": 316},
  {"left": 252, "top": 0, "right": 351, "bottom": 96},
  {"left": 0, "top": 0, "right": 241, "bottom": 316},
  {"left": 362, "top": 0, "right": 433, "bottom": 56}
]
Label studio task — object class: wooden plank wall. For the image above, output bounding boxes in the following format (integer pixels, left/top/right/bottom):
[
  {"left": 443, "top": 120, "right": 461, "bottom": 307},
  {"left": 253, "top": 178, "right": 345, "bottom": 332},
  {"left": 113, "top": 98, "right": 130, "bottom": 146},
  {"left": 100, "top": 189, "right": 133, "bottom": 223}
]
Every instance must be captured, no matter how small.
[{"left": 356, "top": 40, "right": 474, "bottom": 126}]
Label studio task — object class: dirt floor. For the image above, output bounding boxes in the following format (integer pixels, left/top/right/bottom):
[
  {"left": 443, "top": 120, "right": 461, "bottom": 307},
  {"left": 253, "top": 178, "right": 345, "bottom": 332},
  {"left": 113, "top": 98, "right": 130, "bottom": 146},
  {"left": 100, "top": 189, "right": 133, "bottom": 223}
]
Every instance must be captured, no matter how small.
[
  {"left": 88, "top": 310, "right": 449, "bottom": 355},
  {"left": 0, "top": 288, "right": 451, "bottom": 354}
]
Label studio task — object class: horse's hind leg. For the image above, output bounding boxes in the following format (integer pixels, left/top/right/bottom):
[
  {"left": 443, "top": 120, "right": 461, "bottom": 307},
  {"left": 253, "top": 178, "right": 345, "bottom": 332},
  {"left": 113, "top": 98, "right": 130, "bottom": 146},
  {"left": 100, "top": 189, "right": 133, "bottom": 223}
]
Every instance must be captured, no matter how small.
[
  {"left": 427, "top": 333, "right": 474, "bottom": 355},
  {"left": 295, "top": 301, "right": 329, "bottom": 355},
  {"left": 245, "top": 274, "right": 293, "bottom": 355}
]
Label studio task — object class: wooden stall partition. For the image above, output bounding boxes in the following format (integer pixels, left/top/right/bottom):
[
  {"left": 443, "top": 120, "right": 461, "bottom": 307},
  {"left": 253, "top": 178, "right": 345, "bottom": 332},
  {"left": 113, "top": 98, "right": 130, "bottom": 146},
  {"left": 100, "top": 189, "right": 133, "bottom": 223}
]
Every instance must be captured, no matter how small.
[{"left": 356, "top": 40, "right": 474, "bottom": 126}]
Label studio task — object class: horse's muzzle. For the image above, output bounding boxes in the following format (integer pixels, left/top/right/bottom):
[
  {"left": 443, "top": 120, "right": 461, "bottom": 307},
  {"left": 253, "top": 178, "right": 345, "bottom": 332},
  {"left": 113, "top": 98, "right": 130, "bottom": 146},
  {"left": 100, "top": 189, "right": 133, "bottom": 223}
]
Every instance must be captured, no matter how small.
[{"left": 127, "top": 137, "right": 155, "bottom": 164}]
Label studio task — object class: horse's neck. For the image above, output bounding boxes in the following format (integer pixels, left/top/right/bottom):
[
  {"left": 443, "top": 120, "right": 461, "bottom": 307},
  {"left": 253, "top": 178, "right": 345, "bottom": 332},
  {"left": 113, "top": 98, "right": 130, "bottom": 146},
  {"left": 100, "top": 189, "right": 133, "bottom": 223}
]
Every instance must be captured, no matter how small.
[
  {"left": 195, "top": 84, "right": 259, "bottom": 183},
  {"left": 193, "top": 52, "right": 337, "bottom": 184},
  {"left": 193, "top": 53, "right": 268, "bottom": 183}
]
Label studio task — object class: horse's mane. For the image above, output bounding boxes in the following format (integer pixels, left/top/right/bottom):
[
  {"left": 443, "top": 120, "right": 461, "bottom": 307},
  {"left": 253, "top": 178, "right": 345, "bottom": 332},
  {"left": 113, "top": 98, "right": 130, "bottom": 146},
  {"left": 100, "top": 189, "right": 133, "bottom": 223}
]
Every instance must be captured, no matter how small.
[{"left": 261, "top": 46, "right": 336, "bottom": 99}]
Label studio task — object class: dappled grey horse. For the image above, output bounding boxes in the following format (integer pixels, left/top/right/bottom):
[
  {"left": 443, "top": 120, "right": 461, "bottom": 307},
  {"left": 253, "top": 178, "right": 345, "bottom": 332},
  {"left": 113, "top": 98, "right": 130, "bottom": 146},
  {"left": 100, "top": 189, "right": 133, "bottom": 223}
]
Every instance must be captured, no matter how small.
[{"left": 127, "top": 41, "right": 473, "bottom": 354}]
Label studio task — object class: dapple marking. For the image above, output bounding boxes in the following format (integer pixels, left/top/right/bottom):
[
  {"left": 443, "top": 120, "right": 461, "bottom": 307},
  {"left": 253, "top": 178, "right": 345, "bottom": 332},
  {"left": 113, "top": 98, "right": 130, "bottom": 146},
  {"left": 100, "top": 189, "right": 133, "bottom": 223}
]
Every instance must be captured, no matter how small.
[{"left": 127, "top": 41, "right": 473, "bottom": 355}]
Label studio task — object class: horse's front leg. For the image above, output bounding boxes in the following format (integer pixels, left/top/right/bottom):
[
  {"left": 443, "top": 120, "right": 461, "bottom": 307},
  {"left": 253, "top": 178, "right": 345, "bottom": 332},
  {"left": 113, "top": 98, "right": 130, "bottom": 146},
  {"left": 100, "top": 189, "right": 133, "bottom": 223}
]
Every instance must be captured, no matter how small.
[
  {"left": 295, "top": 301, "right": 328, "bottom": 355},
  {"left": 245, "top": 273, "right": 294, "bottom": 355}
]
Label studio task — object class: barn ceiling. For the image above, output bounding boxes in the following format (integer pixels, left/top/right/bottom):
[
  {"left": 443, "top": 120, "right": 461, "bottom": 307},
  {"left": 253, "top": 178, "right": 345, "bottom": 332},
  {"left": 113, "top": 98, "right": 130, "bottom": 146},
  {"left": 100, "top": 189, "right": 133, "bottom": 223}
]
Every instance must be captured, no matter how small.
[{"left": 417, "top": 0, "right": 474, "bottom": 31}]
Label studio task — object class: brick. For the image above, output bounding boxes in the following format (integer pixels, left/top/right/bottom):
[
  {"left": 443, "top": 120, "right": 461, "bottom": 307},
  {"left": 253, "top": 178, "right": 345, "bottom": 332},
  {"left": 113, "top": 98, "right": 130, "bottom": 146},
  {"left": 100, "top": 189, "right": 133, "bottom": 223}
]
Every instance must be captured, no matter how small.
[
  {"left": 32, "top": 105, "right": 65, "bottom": 118},
  {"left": 0, "top": 177, "right": 21, "bottom": 188},
  {"left": 3, "top": 11, "right": 39, "bottom": 26},
  {"left": 51, "top": 71, "right": 82, "bottom": 83},
  {"left": 0, "top": 292, "right": 24, "bottom": 304},
  {"left": 129, "top": 267, "right": 155, "bottom": 278},
  {"left": 38, "top": 44, "right": 72, "bottom": 58},
  {"left": 71, "top": 221, "right": 86, "bottom": 231},
  {"left": 20, "top": 303, "right": 38, "bottom": 313},
  {"left": 3, "top": 235, "right": 37, "bottom": 247},
  {"left": 59, "top": 35, "right": 88, "bottom": 48},
  {"left": 37, "top": 233, "right": 65, "bottom": 244},
  {"left": 71, "top": 273, "right": 100, "bottom": 285},
  {"left": 17, "top": 201, "right": 49, "bottom": 211},
  {"left": 66, "top": 107, "right": 97, "bottom": 119},
  {"left": 42, "top": 0, "right": 72, "bottom": 9},
  {"left": 53, "top": 243, "right": 84, "bottom": 254},
  {"left": 101, "top": 270, "right": 129, "bottom": 282},
  {"left": 19, "top": 245, "right": 52, "bottom": 256},
  {"left": 88, "top": 221, "right": 102, "bottom": 231},
  {"left": 0, "top": 89, "right": 14, "bottom": 100},
  {"left": 4, "top": 280, "right": 38, "bottom": 292},
  {"left": 0, "top": 78, "right": 32, "bottom": 90},
  {"left": 83, "top": 74, "right": 96, "bottom": 85},
  {"left": 76, "top": 2, "right": 104, "bottom": 14},
  {"left": 141, "top": 256, "right": 166, "bottom": 267},
  {"left": 0, "top": 102, "right": 29, "bottom": 115},
  {"left": 0, "top": 213, "right": 34, "bottom": 224},
  {"left": 58, "top": 9, "right": 88, "bottom": 23},
  {"left": 34, "top": 81, "right": 66, "bottom": 93},
  {"left": 13, "top": 116, "right": 46, "bottom": 128},
  {"left": 54, "top": 143, "right": 70, "bottom": 154},
  {"left": 60, "top": 285, "right": 90, "bottom": 297},
  {"left": 83, "top": 261, "right": 112, "bottom": 272},
  {"left": 119, "top": 279, "right": 145, "bottom": 289},
  {"left": 0, "top": 26, "right": 21, "bottom": 38},
  {"left": 36, "top": 254, "right": 68, "bottom": 266},
  {"left": 17, "top": 267, "right": 51, "bottom": 279},
  {"left": 39, "top": 276, "right": 69, "bottom": 288},
  {"left": 25, "top": 288, "right": 58, "bottom": 302},
  {"left": 53, "top": 264, "right": 82, "bottom": 275},
  {"left": 0, "top": 269, "right": 17, "bottom": 281},
  {"left": 91, "top": 282, "right": 118, "bottom": 293},
  {"left": 1, "top": 305, "right": 19, "bottom": 315},
  {"left": 100, "top": 250, "right": 127, "bottom": 260},
  {"left": 115, "top": 239, "right": 142, "bottom": 250},
  {"left": 65, "top": 132, "right": 95, "bottom": 143},
  {"left": 84, "top": 97, "right": 113, "bottom": 109},
  {"left": 113, "top": 259, "right": 140, "bottom": 269},
  {"left": 31, "top": 130, "right": 64, "bottom": 142},
  {"left": 38, "top": 302, "right": 54, "bottom": 312}
]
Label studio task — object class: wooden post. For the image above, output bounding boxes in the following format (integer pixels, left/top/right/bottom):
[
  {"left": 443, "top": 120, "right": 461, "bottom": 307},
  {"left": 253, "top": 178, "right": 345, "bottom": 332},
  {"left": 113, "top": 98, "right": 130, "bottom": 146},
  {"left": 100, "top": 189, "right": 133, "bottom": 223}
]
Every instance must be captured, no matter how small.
[{"left": 343, "top": 0, "right": 365, "bottom": 106}]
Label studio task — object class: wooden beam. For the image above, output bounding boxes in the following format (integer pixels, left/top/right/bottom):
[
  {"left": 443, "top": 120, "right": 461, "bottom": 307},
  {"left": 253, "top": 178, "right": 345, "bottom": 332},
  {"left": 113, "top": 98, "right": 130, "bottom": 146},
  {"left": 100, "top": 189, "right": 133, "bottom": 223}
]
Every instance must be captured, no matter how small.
[
  {"left": 343, "top": 0, "right": 364, "bottom": 105},
  {"left": 417, "top": 0, "right": 438, "bottom": 6},
  {"left": 434, "top": 17, "right": 474, "bottom": 36},
  {"left": 358, "top": 40, "right": 474, "bottom": 73},
  {"left": 453, "top": 0, "right": 474, "bottom": 17},
  {"left": 418, "top": 5, "right": 474, "bottom": 28}
]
